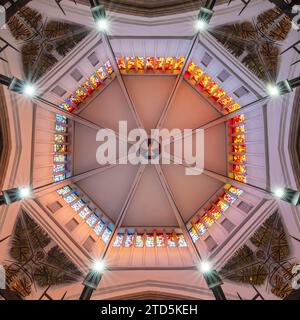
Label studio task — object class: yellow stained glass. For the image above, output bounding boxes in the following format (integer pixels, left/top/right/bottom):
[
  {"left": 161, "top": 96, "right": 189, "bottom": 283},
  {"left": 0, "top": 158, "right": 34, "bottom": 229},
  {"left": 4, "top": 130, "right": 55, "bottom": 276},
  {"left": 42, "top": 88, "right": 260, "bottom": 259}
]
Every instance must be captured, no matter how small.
[
  {"left": 174, "top": 57, "right": 184, "bottom": 70},
  {"left": 205, "top": 82, "right": 219, "bottom": 95},
  {"left": 233, "top": 135, "right": 245, "bottom": 144},
  {"left": 136, "top": 57, "right": 145, "bottom": 70},
  {"left": 233, "top": 145, "right": 246, "bottom": 153},
  {"left": 156, "top": 57, "right": 165, "bottom": 70},
  {"left": 198, "top": 74, "right": 211, "bottom": 88},
  {"left": 187, "top": 61, "right": 196, "bottom": 74},
  {"left": 146, "top": 57, "right": 155, "bottom": 69},
  {"left": 212, "top": 88, "right": 226, "bottom": 100},
  {"left": 192, "top": 67, "right": 203, "bottom": 82},
  {"left": 165, "top": 57, "right": 175, "bottom": 70},
  {"left": 219, "top": 96, "right": 233, "bottom": 106},
  {"left": 126, "top": 57, "right": 136, "bottom": 70},
  {"left": 118, "top": 56, "right": 126, "bottom": 70}
]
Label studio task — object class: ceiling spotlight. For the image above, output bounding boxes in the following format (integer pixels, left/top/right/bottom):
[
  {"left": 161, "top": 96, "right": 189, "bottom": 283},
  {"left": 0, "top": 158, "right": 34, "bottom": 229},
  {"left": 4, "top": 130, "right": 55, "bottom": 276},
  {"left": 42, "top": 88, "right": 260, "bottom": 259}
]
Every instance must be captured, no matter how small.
[
  {"left": 92, "top": 260, "right": 106, "bottom": 273},
  {"left": 19, "top": 187, "right": 31, "bottom": 199},
  {"left": 266, "top": 84, "right": 280, "bottom": 97},
  {"left": 199, "top": 261, "right": 212, "bottom": 274},
  {"left": 96, "top": 18, "right": 108, "bottom": 31},
  {"left": 274, "top": 188, "right": 285, "bottom": 199},
  {"left": 196, "top": 19, "right": 208, "bottom": 31},
  {"left": 23, "top": 84, "right": 36, "bottom": 97}
]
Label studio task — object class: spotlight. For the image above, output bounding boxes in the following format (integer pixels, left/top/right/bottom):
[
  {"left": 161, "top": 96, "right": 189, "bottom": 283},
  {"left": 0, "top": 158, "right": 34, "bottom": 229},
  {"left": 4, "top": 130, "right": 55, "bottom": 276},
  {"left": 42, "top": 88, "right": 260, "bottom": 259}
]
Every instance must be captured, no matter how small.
[
  {"left": 266, "top": 84, "right": 280, "bottom": 97},
  {"left": 274, "top": 188, "right": 285, "bottom": 198},
  {"left": 199, "top": 261, "right": 212, "bottom": 274},
  {"left": 19, "top": 187, "right": 31, "bottom": 199},
  {"left": 92, "top": 260, "right": 106, "bottom": 273},
  {"left": 96, "top": 18, "right": 108, "bottom": 31},
  {"left": 196, "top": 19, "right": 208, "bottom": 31},
  {"left": 23, "top": 84, "right": 36, "bottom": 97}
]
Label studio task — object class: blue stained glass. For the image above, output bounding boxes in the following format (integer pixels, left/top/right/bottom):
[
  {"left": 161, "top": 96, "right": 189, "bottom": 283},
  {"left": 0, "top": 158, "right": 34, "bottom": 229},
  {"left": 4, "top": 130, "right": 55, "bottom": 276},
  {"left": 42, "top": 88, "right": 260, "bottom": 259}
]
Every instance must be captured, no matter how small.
[
  {"left": 64, "top": 192, "right": 78, "bottom": 204},
  {"left": 71, "top": 200, "right": 85, "bottom": 212},
  {"left": 53, "top": 174, "right": 66, "bottom": 182},
  {"left": 57, "top": 186, "right": 72, "bottom": 195},
  {"left": 113, "top": 234, "right": 124, "bottom": 247},
  {"left": 79, "top": 206, "right": 92, "bottom": 219},
  {"left": 56, "top": 114, "right": 67, "bottom": 123},
  {"left": 177, "top": 234, "right": 188, "bottom": 247},
  {"left": 55, "top": 124, "right": 67, "bottom": 133},
  {"left": 189, "top": 227, "right": 199, "bottom": 243},
  {"left": 86, "top": 213, "right": 98, "bottom": 227},
  {"left": 125, "top": 233, "right": 134, "bottom": 247},
  {"left": 102, "top": 227, "right": 112, "bottom": 243},
  {"left": 94, "top": 220, "right": 106, "bottom": 235}
]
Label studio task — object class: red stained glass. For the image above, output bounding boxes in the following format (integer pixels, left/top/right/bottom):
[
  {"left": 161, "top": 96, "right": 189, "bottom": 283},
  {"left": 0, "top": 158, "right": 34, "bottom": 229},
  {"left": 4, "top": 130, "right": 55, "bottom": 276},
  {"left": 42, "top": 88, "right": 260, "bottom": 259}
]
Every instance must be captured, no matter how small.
[
  {"left": 234, "top": 173, "right": 246, "bottom": 183},
  {"left": 208, "top": 207, "right": 222, "bottom": 220},
  {"left": 233, "top": 135, "right": 245, "bottom": 144},
  {"left": 226, "top": 103, "right": 240, "bottom": 113},
  {"left": 156, "top": 57, "right": 164, "bottom": 70},
  {"left": 136, "top": 57, "right": 145, "bottom": 70},
  {"left": 126, "top": 57, "right": 136, "bottom": 70},
  {"left": 233, "top": 145, "right": 246, "bottom": 153},
  {"left": 202, "top": 214, "right": 214, "bottom": 227},
  {"left": 174, "top": 57, "right": 184, "bottom": 70},
  {"left": 198, "top": 74, "right": 211, "bottom": 88},
  {"left": 233, "top": 164, "right": 247, "bottom": 174},
  {"left": 232, "top": 115, "right": 245, "bottom": 124},
  {"left": 117, "top": 56, "right": 126, "bottom": 70},
  {"left": 205, "top": 82, "right": 219, "bottom": 95},
  {"left": 212, "top": 88, "right": 226, "bottom": 100},
  {"left": 83, "top": 81, "right": 94, "bottom": 94},
  {"left": 146, "top": 57, "right": 155, "bottom": 69},
  {"left": 192, "top": 67, "right": 203, "bottom": 82},
  {"left": 233, "top": 155, "right": 246, "bottom": 163},
  {"left": 165, "top": 57, "right": 175, "bottom": 70},
  {"left": 187, "top": 61, "right": 196, "bottom": 75},
  {"left": 232, "top": 125, "right": 245, "bottom": 134},
  {"left": 219, "top": 96, "right": 233, "bottom": 106}
]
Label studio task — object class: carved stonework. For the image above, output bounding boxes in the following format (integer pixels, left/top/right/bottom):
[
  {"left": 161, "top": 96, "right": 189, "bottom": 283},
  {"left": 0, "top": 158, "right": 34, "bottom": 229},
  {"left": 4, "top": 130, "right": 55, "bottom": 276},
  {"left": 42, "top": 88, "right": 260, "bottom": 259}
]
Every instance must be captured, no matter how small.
[
  {"left": 3, "top": 210, "right": 82, "bottom": 299},
  {"left": 220, "top": 211, "right": 298, "bottom": 299},
  {"left": 210, "top": 8, "right": 292, "bottom": 82}
]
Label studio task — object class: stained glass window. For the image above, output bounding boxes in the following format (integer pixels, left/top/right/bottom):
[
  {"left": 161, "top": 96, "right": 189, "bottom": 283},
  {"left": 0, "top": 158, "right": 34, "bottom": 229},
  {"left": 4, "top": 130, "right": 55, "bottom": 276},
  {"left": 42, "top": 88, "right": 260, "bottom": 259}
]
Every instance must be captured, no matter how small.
[
  {"left": 233, "top": 135, "right": 246, "bottom": 144},
  {"left": 94, "top": 220, "right": 106, "bottom": 235},
  {"left": 54, "top": 134, "right": 65, "bottom": 143},
  {"left": 55, "top": 124, "right": 67, "bottom": 133},
  {"left": 104, "top": 60, "right": 113, "bottom": 75},
  {"left": 71, "top": 200, "right": 85, "bottom": 212},
  {"left": 216, "top": 199, "right": 229, "bottom": 212},
  {"left": 195, "top": 220, "right": 207, "bottom": 235},
  {"left": 156, "top": 233, "right": 165, "bottom": 247},
  {"left": 53, "top": 174, "right": 66, "bottom": 182},
  {"left": 198, "top": 74, "right": 211, "bottom": 88},
  {"left": 117, "top": 56, "right": 126, "bottom": 70},
  {"left": 228, "top": 185, "right": 243, "bottom": 196},
  {"left": 54, "top": 154, "right": 67, "bottom": 163},
  {"left": 233, "top": 155, "right": 246, "bottom": 163},
  {"left": 165, "top": 57, "right": 175, "bottom": 70},
  {"left": 233, "top": 173, "right": 246, "bottom": 183},
  {"left": 113, "top": 234, "right": 124, "bottom": 247},
  {"left": 56, "top": 114, "right": 67, "bottom": 123},
  {"left": 96, "top": 67, "right": 107, "bottom": 80},
  {"left": 219, "top": 96, "right": 233, "bottom": 107},
  {"left": 192, "top": 67, "right": 203, "bottom": 82},
  {"left": 79, "top": 206, "right": 92, "bottom": 219},
  {"left": 233, "top": 145, "right": 246, "bottom": 153},
  {"left": 86, "top": 213, "right": 99, "bottom": 227},
  {"left": 145, "top": 234, "right": 155, "bottom": 247},
  {"left": 59, "top": 103, "right": 74, "bottom": 112},
  {"left": 156, "top": 57, "right": 164, "bottom": 70},
  {"left": 189, "top": 227, "right": 199, "bottom": 242},
  {"left": 57, "top": 185, "right": 72, "bottom": 195},
  {"left": 125, "top": 233, "right": 134, "bottom": 247},
  {"left": 176, "top": 234, "right": 187, "bottom": 247},
  {"left": 166, "top": 233, "right": 176, "bottom": 247},
  {"left": 126, "top": 57, "right": 136, "bottom": 70},
  {"left": 232, "top": 125, "right": 245, "bottom": 134},
  {"left": 64, "top": 192, "right": 78, "bottom": 204},
  {"left": 102, "top": 226, "right": 112, "bottom": 243},
  {"left": 209, "top": 207, "right": 222, "bottom": 220},
  {"left": 212, "top": 88, "right": 226, "bottom": 100},
  {"left": 83, "top": 81, "right": 94, "bottom": 94},
  {"left": 135, "top": 234, "right": 144, "bottom": 248},
  {"left": 89, "top": 74, "right": 102, "bottom": 88},
  {"left": 54, "top": 144, "right": 66, "bottom": 153},
  {"left": 226, "top": 103, "right": 240, "bottom": 113},
  {"left": 205, "top": 82, "right": 219, "bottom": 95},
  {"left": 187, "top": 61, "right": 196, "bottom": 75},
  {"left": 136, "top": 57, "right": 145, "bottom": 70},
  {"left": 146, "top": 57, "right": 155, "bottom": 70},
  {"left": 75, "top": 87, "right": 89, "bottom": 101},
  {"left": 232, "top": 115, "right": 245, "bottom": 124},
  {"left": 223, "top": 193, "right": 237, "bottom": 204},
  {"left": 174, "top": 57, "right": 185, "bottom": 70},
  {"left": 53, "top": 164, "right": 65, "bottom": 173},
  {"left": 202, "top": 214, "right": 214, "bottom": 227}
]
